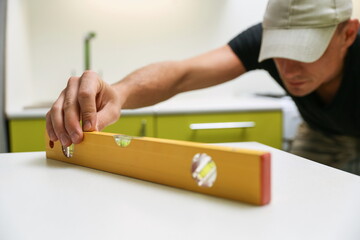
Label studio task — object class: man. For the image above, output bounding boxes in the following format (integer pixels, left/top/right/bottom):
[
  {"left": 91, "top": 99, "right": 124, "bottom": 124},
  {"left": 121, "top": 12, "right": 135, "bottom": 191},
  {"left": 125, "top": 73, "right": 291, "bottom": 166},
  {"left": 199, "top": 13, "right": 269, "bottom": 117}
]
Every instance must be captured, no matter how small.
[{"left": 46, "top": 0, "right": 360, "bottom": 174}]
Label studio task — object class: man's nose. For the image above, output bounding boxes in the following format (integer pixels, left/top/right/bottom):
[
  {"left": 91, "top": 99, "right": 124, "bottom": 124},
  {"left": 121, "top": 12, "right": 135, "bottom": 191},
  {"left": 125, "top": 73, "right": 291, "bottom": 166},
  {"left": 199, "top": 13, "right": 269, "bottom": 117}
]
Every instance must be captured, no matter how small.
[{"left": 278, "top": 59, "right": 302, "bottom": 78}]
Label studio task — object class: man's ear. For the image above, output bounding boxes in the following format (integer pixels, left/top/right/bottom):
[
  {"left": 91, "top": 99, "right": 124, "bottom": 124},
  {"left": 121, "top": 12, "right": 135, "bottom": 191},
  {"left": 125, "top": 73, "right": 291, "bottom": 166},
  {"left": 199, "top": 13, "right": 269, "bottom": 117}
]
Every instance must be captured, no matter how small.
[{"left": 342, "top": 19, "right": 360, "bottom": 48}]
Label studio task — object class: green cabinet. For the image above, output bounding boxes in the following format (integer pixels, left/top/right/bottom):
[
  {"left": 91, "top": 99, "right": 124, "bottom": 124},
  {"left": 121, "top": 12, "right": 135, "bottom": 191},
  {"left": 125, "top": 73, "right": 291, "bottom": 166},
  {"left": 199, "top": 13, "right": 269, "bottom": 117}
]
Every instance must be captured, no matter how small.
[
  {"left": 8, "top": 111, "right": 282, "bottom": 152},
  {"left": 9, "top": 119, "right": 47, "bottom": 152},
  {"left": 9, "top": 115, "right": 155, "bottom": 152},
  {"left": 155, "top": 111, "right": 282, "bottom": 149},
  {"left": 102, "top": 115, "right": 155, "bottom": 137}
]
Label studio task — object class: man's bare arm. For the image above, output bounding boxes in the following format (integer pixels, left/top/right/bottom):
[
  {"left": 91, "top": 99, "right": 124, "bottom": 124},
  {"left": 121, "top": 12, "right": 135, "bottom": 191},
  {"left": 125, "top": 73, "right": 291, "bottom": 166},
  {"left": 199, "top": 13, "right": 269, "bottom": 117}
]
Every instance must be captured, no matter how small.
[{"left": 116, "top": 45, "right": 246, "bottom": 109}]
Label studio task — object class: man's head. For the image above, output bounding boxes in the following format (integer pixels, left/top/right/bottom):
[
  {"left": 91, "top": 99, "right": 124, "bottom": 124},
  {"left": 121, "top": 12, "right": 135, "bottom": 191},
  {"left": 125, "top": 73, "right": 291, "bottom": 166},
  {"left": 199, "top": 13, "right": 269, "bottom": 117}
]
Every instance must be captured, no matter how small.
[
  {"left": 259, "top": 0, "right": 352, "bottom": 63},
  {"left": 259, "top": 0, "right": 359, "bottom": 98}
]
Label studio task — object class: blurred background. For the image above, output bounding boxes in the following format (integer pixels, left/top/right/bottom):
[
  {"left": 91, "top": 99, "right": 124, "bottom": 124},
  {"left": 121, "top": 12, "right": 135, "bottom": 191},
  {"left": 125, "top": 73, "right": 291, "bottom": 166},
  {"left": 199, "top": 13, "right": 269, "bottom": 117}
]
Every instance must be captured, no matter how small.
[
  {"left": 1, "top": 0, "right": 359, "bottom": 152},
  {"left": 5, "top": 0, "right": 283, "bottom": 112}
]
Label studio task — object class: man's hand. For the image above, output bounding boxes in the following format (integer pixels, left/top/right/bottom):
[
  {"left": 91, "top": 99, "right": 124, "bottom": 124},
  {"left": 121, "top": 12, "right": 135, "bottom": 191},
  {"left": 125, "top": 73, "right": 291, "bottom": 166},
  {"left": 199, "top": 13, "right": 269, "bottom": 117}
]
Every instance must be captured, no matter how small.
[{"left": 46, "top": 71, "right": 121, "bottom": 147}]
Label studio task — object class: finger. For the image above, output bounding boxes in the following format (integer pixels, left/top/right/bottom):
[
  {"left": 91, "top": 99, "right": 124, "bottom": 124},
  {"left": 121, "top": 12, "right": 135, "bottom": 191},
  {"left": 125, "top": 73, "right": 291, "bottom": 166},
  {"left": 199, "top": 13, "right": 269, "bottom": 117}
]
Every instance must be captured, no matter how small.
[
  {"left": 96, "top": 103, "right": 121, "bottom": 131},
  {"left": 63, "top": 77, "right": 83, "bottom": 144},
  {"left": 77, "top": 71, "right": 101, "bottom": 132},
  {"left": 50, "top": 91, "right": 72, "bottom": 147},
  {"left": 46, "top": 111, "right": 58, "bottom": 142}
]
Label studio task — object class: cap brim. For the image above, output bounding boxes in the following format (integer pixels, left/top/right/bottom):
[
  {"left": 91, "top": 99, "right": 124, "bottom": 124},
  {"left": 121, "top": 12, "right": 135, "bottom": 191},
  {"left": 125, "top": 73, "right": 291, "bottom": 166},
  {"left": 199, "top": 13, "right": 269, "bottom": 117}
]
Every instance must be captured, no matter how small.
[{"left": 258, "top": 26, "right": 337, "bottom": 63}]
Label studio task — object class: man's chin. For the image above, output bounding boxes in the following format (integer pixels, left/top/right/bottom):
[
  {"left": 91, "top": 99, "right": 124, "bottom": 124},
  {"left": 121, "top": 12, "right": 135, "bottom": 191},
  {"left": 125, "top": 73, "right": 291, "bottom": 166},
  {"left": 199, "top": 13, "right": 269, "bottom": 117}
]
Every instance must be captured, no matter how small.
[{"left": 287, "top": 89, "right": 311, "bottom": 97}]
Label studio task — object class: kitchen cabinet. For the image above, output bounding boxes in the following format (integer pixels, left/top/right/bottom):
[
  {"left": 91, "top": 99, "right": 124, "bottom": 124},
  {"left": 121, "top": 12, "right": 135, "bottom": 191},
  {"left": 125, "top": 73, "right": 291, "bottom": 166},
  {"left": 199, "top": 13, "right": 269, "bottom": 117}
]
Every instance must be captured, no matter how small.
[
  {"left": 9, "top": 119, "right": 47, "bottom": 152},
  {"left": 9, "top": 115, "right": 155, "bottom": 152},
  {"left": 102, "top": 115, "right": 155, "bottom": 137},
  {"left": 156, "top": 111, "right": 282, "bottom": 149},
  {"left": 8, "top": 110, "right": 282, "bottom": 152}
]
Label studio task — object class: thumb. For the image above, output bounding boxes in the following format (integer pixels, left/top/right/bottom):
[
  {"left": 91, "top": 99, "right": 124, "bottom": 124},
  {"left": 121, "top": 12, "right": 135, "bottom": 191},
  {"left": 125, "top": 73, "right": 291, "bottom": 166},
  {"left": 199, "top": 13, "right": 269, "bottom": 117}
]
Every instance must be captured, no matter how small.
[
  {"left": 78, "top": 71, "right": 101, "bottom": 132},
  {"left": 82, "top": 112, "right": 98, "bottom": 132},
  {"left": 78, "top": 93, "right": 98, "bottom": 132},
  {"left": 96, "top": 105, "right": 121, "bottom": 131}
]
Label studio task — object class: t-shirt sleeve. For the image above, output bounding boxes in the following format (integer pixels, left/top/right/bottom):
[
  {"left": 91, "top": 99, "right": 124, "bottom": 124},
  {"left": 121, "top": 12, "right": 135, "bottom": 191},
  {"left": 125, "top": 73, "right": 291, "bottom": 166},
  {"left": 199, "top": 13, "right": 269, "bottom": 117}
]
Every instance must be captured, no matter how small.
[{"left": 228, "top": 23, "right": 263, "bottom": 71}]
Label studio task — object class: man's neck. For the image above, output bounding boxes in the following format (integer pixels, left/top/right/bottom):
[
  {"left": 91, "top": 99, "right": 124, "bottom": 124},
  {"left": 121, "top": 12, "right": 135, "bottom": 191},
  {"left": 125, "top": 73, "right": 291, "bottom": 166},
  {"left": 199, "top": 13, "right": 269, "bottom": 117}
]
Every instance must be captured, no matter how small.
[{"left": 316, "top": 72, "right": 343, "bottom": 105}]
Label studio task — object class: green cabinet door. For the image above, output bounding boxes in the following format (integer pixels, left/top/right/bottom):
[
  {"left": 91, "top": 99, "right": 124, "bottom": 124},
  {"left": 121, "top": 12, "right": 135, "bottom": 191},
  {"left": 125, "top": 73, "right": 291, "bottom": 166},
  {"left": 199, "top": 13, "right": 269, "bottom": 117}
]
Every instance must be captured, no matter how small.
[
  {"left": 9, "top": 119, "right": 46, "bottom": 152},
  {"left": 156, "top": 111, "right": 282, "bottom": 149},
  {"left": 102, "top": 115, "right": 155, "bottom": 137}
]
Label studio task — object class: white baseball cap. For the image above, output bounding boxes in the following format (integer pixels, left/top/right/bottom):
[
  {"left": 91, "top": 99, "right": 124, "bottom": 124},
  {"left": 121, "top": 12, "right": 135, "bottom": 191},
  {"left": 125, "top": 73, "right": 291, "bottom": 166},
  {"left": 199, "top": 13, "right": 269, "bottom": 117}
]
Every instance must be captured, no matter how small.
[{"left": 259, "top": 0, "right": 353, "bottom": 63}]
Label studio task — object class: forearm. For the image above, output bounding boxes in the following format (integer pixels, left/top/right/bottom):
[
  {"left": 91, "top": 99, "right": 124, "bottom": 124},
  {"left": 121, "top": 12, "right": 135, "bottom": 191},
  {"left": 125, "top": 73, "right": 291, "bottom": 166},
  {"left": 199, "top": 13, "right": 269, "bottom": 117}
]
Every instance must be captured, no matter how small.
[
  {"left": 112, "top": 61, "right": 187, "bottom": 109},
  {"left": 112, "top": 45, "right": 245, "bottom": 109}
]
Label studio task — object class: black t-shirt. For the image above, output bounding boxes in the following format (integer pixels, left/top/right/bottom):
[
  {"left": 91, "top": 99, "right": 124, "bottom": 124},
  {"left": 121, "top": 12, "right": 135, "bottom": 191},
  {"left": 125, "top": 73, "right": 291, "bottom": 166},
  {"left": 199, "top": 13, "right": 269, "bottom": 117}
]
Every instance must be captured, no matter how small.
[{"left": 228, "top": 23, "right": 360, "bottom": 137}]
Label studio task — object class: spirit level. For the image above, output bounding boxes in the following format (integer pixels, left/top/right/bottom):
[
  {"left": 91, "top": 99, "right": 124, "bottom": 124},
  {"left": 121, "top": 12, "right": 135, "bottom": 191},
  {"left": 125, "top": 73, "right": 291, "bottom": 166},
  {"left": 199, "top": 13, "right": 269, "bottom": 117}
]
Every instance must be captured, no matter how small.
[{"left": 45, "top": 132, "right": 271, "bottom": 205}]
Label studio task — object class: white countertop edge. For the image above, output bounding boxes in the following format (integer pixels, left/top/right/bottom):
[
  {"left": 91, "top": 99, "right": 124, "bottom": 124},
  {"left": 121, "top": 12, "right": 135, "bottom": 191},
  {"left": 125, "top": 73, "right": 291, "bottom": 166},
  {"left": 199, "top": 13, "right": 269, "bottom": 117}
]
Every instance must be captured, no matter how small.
[
  {"left": 6, "top": 106, "right": 282, "bottom": 119},
  {"left": 153, "top": 105, "right": 281, "bottom": 115},
  {"left": 6, "top": 107, "right": 156, "bottom": 119},
  {"left": 6, "top": 96, "right": 284, "bottom": 119}
]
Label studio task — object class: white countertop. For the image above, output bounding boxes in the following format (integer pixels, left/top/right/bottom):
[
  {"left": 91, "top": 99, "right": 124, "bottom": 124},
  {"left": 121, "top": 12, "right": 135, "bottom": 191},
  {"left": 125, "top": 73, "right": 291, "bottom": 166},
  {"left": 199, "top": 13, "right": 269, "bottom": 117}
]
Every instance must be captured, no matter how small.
[
  {"left": 1, "top": 142, "right": 359, "bottom": 240},
  {"left": 6, "top": 95, "right": 283, "bottom": 119}
]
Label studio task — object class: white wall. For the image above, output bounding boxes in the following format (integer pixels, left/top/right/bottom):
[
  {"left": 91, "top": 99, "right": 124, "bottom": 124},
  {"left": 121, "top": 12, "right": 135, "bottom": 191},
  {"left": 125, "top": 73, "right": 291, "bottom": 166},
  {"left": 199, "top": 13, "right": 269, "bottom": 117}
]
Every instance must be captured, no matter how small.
[
  {"left": 6, "top": 0, "right": 284, "bottom": 112},
  {"left": 354, "top": 0, "right": 360, "bottom": 18},
  {"left": 6, "top": 0, "right": 33, "bottom": 111}
]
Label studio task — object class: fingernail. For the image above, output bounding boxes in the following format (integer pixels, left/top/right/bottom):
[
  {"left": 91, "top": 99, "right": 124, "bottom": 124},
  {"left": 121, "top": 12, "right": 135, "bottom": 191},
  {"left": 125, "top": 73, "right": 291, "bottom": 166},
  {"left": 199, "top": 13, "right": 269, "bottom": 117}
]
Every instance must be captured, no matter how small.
[
  {"left": 83, "top": 121, "right": 92, "bottom": 131},
  {"left": 60, "top": 134, "right": 71, "bottom": 147},
  {"left": 49, "top": 132, "right": 58, "bottom": 141}
]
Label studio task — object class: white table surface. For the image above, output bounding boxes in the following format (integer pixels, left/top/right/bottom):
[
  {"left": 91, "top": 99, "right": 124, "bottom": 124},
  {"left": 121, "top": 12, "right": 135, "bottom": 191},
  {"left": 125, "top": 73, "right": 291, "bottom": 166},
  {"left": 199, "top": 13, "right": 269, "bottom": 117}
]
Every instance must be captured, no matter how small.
[{"left": 1, "top": 142, "right": 360, "bottom": 240}]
